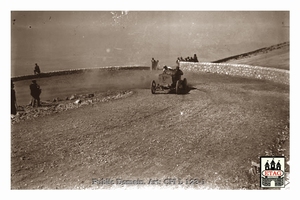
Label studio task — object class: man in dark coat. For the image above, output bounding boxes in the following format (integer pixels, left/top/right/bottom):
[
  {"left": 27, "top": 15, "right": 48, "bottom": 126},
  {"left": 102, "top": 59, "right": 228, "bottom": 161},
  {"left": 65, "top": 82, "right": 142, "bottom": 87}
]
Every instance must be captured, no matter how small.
[
  {"left": 11, "top": 81, "right": 17, "bottom": 115},
  {"left": 30, "top": 80, "right": 42, "bottom": 107},
  {"left": 172, "top": 66, "right": 183, "bottom": 86}
]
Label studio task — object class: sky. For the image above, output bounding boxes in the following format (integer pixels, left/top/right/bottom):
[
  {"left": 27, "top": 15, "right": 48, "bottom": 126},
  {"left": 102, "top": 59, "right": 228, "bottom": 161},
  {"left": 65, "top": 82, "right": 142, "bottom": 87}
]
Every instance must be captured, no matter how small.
[{"left": 11, "top": 11, "right": 289, "bottom": 76}]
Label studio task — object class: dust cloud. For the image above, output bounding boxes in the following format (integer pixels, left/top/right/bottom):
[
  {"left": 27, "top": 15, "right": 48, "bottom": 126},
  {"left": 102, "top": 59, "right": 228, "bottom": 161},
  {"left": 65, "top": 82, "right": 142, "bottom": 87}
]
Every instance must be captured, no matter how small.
[{"left": 13, "top": 69, "right": 161, "bottom": 106}]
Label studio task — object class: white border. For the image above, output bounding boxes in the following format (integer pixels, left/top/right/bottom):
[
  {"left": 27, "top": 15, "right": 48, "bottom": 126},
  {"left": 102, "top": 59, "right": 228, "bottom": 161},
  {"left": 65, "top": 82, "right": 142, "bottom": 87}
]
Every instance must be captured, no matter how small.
[{"left": 2, "top": 0, "right": 299, "bottom": 199}]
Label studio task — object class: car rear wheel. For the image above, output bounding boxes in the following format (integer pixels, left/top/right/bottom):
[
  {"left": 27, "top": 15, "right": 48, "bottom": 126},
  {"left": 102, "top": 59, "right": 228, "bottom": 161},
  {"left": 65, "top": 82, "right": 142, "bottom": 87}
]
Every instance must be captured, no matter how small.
[
  {"left": 151, "top": 80, "right": 156, "bottom": 94},
  {"left": 175, "top": 80, "right": 181, "bottom": 94},
  {"left": 183, "top": 78, "right": 187, "bottom": 91}
]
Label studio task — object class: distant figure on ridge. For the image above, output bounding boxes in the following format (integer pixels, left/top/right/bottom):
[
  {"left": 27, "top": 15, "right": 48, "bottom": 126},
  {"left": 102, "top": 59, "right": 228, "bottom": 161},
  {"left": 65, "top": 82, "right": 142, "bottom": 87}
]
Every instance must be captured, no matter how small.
[
  {"left": 151, "top": 58, "right": 159, "bottom": 70},
  {"left": 176, "top": 57, "right": 181, "bottom": 66},
  {"left": 193, "top": 54, "right": 199, "bottom": 62},
  {"left": 30, "top": 80, "right": 42, "bottom": 107},
  {"left": 34, "top": 63, "right": 41, "bottom": 75}
]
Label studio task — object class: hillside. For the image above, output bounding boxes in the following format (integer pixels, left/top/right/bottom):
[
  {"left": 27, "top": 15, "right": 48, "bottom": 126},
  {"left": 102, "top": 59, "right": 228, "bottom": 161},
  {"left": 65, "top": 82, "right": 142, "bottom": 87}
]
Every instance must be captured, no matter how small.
[{"left": 213, "top": 42, "right": 289, "bottom": 70}]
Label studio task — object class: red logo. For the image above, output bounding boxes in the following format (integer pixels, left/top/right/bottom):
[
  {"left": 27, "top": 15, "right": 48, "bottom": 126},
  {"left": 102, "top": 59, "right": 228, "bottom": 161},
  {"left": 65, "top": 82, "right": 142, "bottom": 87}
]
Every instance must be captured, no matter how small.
[{"left": 262, "top": 170, "right": 284, "bottom": 177}]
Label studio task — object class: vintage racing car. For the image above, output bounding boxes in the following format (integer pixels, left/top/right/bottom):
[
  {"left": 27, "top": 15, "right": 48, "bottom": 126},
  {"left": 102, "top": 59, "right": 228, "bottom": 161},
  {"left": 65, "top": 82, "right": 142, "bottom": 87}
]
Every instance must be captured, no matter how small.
[{"left": 151, "top": 68, "right": 187, "bottom": 94}]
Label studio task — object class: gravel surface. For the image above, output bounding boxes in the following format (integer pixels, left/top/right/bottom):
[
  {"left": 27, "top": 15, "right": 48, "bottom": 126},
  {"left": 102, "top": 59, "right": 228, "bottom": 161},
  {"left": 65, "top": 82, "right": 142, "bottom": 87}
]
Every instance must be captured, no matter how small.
[{"left": 11, "top": 72, "right": 289, "bottom": 190}]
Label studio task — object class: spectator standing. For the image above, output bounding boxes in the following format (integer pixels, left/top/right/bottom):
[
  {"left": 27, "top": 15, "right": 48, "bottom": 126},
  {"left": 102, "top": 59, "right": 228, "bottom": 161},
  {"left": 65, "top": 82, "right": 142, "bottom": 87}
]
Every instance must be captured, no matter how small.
[
  {"left": 155, "top": 59, "right": 159, "bottom": 69},
  {"left": 11, "top": 81, "right": 17, "bottom": 115},
  {"left": 151, "top": 58, "right": 159, "bottom": 70},
  {"left": 34, "top": 63, "right": 41, "bottom": 75},
  {"left": 193, "top": 54, "right": 199, "bottom": 62},
  {"left": 151, "top": 58, "right": 155, "bottom": 70},
  {"left": 176, "top": 57, "right": 180, "bottom": 66},
  {"left": 30, "top": 80, "right": 42, "bottom": 107}
]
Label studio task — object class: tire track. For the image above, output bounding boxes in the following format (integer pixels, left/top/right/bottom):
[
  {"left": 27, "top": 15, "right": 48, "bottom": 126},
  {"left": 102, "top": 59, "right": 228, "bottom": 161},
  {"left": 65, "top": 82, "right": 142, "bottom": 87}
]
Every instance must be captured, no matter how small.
[{"left": 11, "top": 74, "right": 289, "bottom": 189}]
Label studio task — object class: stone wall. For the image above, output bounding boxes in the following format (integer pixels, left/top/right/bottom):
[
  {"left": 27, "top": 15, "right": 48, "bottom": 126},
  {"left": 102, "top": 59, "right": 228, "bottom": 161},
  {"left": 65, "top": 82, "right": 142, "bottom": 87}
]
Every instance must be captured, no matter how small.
[
  {"left": 12, "top": 63, "right": 289, "bottom": 85},
  {"left": 179, "top": 62, "right": 289, "bottom": 85}
]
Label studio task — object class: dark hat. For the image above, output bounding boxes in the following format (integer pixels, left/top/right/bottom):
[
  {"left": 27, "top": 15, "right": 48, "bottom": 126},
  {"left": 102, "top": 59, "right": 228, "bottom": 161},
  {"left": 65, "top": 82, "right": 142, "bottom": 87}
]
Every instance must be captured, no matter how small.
[{"left": 32, "top": 80, "right": 36, "bottom": 83}]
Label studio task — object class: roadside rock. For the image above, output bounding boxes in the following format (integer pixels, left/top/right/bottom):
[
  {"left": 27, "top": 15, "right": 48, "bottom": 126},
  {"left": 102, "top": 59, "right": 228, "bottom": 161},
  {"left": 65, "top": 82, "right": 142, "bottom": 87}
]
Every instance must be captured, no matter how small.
[
  {"left": 11, "top": 90, "right": 133, "bottom": 124},
  {"left": 74, "top": 99, "right": 81, "bottom": 104},
  {"left": 69, "top": 95, "right": 76, "bottom": 100}
]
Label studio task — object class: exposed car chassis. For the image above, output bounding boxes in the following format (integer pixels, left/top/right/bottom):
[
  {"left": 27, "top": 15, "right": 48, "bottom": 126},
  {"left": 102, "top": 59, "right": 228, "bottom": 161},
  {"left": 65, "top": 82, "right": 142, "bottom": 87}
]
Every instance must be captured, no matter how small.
[{"left": 151, "top": 72, "right": 187, "bottom": 94}]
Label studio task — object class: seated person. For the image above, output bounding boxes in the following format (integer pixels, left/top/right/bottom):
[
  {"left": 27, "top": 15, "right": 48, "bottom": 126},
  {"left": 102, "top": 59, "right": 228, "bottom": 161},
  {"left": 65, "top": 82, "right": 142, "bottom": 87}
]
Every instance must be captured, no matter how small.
[
  {"left": 163, "top": 65, "right": 173, "bottom": 73},
  {"left": 162, "top": 66, "right": 183, "bottom": 86}
]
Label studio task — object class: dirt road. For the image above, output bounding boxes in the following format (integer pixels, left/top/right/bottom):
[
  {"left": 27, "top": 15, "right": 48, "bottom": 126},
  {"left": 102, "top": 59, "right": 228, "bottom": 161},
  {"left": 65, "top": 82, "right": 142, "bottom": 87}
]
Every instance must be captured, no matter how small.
[{"left": 11, "top": 72, "right": 289, "bottom": 189}]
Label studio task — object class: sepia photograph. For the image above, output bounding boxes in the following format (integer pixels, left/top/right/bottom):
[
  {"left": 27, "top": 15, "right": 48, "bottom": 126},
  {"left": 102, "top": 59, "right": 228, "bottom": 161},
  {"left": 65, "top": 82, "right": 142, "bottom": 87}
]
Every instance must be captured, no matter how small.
[{"left": 5, "top": 0, "right": 298, "bottom": 197}]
